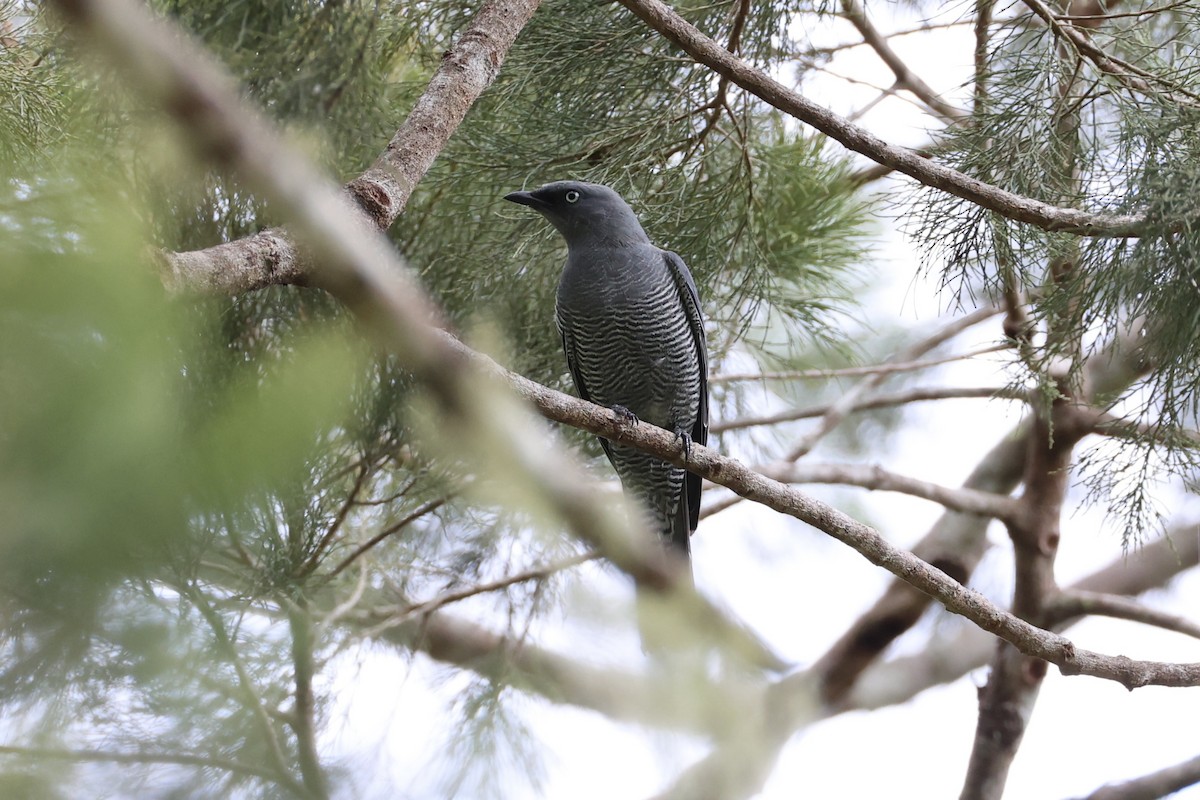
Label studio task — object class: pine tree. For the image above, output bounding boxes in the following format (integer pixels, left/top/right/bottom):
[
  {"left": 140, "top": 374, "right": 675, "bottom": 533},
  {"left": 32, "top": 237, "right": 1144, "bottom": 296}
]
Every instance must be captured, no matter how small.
[{"left": 2, "top": 0, "right": 1199, "bottom": 797}]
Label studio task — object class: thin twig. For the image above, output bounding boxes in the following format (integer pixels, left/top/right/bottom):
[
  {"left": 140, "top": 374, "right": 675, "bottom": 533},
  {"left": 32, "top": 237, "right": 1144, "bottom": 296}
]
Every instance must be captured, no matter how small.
[
  {"left": 783, "top": 309, "right": 1004, "bottom": 462},
  {"left": 364, "top": 552, "right": 598, "bottom": 635},
  {"left": 299, "top": 463, "right": 371, "bottom": 577},
  {"left": 187, "top": 587, "right": 308, "bottom": 798},
  {"left": 327, "top": 497, "right": 449, "bottom": 578},
  {"left": 711, "top": 342, "right": 1009, "bottom": 383},
  {"left": 773, "top": 462, "right": 1020, "bottom": 521},
  {"left": 712, "top": 385, "right": 1025, "bottom": 434}
]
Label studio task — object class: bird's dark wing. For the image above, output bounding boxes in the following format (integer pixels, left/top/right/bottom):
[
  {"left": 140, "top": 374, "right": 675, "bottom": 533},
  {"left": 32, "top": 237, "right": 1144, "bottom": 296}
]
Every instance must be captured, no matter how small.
[
  {"left": 559, "top": 324, "right": 617, "bottom": 464},
  {"left": 662, "top": 249, "right": 708, "bottom": 532}
]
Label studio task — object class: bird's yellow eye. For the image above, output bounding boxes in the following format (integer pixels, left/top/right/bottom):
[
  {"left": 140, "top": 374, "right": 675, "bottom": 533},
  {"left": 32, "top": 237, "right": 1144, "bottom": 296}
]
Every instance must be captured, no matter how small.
[{"left": 565, "top": 190, "right": 580, "bottom": 203}]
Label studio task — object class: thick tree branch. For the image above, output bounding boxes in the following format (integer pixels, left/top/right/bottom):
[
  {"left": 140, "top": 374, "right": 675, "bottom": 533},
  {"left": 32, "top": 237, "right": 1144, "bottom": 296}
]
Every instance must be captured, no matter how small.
[
  {"left": 850, "top": 522, "right": 1200, "bottom": 712},
  {"left": 653, "top": 525, "right": 1200, "bottom": 800},
  {"left": 811, "top": 319, "right": 1153, "bottom": 709},
  {"left": 160, "top": 0, "right": 542, "bottom": 295},
  {"left": 614, "top": 0, "right": 1153, "bottom": 237}
]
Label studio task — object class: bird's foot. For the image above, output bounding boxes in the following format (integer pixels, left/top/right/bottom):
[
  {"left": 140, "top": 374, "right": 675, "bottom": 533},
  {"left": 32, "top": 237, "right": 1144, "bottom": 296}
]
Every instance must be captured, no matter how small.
[
  {"left": 673, "top": 427, "right": 693, "bottom": 461},
  {"left": 612, "top": 405, "right": 639, "bottom": 428}
]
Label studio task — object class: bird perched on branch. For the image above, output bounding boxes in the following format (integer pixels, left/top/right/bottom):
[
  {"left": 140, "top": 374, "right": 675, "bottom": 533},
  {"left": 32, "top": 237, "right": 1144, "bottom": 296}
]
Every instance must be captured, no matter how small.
[{"left": 505, "top": 181, "right": 708, "bottom": 584}]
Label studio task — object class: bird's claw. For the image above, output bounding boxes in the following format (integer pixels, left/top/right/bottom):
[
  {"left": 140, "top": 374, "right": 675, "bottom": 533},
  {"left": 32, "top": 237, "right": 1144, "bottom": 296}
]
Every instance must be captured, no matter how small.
[
  {"left": 612, "top": 405, "right": 639, "bottom": 427},
  {"left": 673, "top": 427, "right": 693, "bottom": 462}
]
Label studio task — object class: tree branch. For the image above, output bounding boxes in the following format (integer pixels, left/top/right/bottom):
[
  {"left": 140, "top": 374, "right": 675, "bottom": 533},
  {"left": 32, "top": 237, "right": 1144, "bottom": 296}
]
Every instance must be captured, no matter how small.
[
  {"left": 614, "top": 0, "right": 1152, "bottom": 237},
  {"left": 781, "top": 307, "right": 1003, "bottom": 463},
  {"left": 850, "top": 521, "right": 1200, "bottom": 712},
  {"left": 711, "top": 385, "right": 1024, "bottom": 435},
  {"left": 160, "top": 0, "right": 543, "bottom": 295},
  {"left": 709, "top": 341, "right": 1008, "bottom": 383},
  {"left": 1047, "top": 589, "right": 1200, "bottom": 640},
  {"left": 351, "top": 592, "right": 764, "bottom": 733},
  {"left": 773, "top": 461, "right": 1020, "bottom": 521},
  {"left": 840, "top": 0, "right": 967, "bottom": 123},
  {"left": 1022, "top": 0, "right": 1200, "bottom": 106},
  {"left": 286, "top": 601, "right": 328, "bottom": 800},
  {"left": 1077, "top": 752, "right": 1200, "bottom": 800},
  {"left": 651, "top": 523, "right": 1200, "bottom": 800}
]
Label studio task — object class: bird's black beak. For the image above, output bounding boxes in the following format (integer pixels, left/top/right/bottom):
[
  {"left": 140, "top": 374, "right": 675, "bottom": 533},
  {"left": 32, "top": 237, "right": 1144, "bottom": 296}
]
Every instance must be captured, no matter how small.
[{"left": 504, "top": 190, "right": 542, "bottom": 208}]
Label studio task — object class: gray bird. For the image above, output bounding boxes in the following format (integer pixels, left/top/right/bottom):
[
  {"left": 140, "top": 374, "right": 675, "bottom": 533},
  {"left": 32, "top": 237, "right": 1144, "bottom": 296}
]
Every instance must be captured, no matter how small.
[{"left": 505, "top": 181, "right": 708, "bottom": 579}]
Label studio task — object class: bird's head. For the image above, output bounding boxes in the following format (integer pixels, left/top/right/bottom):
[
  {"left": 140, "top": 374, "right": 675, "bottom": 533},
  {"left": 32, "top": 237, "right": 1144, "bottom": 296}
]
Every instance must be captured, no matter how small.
[{"left": 504, "top": 181, "right": 649, "bottom": 247}]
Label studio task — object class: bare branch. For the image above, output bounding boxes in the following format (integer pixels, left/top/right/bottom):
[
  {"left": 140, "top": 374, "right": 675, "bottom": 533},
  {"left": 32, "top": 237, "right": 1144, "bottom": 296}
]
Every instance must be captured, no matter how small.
[
  {"left": 614, "top": 0, "right": 1153, "bottom": 237},
  {"left": 773, "top": 461, "right": 1020, "bottom": 521},
  {"left": 710, "top": 341, "right": 1009, "bottom": 383},
  {"left": 711, "top": 385, "right": 1024, "bottom": 435},
  {"left": 840, "top": 0, "right": 967, "bottom": 122},
  {"left": 1047, "top": 589, "right": 1200, "bottom": 640},
  {"left": 850, "top": 521, "right": 1200, "bottom": 712},
  {"left": 1077, "top": 752, "right": 1200, "bottom": 800}
]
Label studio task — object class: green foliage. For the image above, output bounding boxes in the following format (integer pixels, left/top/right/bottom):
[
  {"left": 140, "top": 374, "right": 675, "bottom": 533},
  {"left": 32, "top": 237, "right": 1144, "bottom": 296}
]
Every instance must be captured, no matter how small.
[
  {"left": 0, "top": 0, "right": 866, "bottom": 794},
  {"left": 908, "top": 6, "right": 1200, "bottom": 528}
]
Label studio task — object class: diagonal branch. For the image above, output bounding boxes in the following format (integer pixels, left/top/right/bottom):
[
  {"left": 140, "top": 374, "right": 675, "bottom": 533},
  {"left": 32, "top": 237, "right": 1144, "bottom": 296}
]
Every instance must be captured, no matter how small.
[
  {"left": 774, "top": 461, "right": 1020, "bottom": 521},
  {"left": 160, "top": 0, "right": 543, "bottom": 296},
  {"left": 614, "top": 0, "right": 1153, "bottom": 237},
  {"left": 710, "top": 341, "right": 1008, "bottom": 383},
  {"left": 711, "top": 385, "right": 1024, "bottom": 435},
  {"left": 1077, "top": 752, "right": 1200, "bottom": 800},
  {"left": 840, "top": 0, "right": 967, "bottom": 123},
  {"left": 1047, "top": 589, "right": 1200, "bottom": 640},
  {"left": 1022, "top": 0, "right": 1200, "bottom": 106}
]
